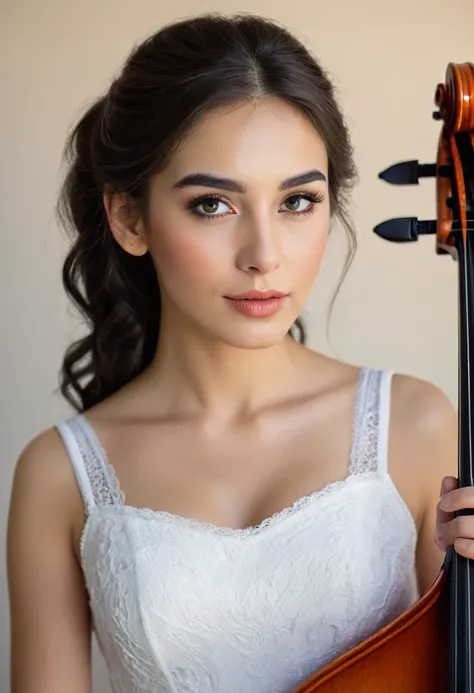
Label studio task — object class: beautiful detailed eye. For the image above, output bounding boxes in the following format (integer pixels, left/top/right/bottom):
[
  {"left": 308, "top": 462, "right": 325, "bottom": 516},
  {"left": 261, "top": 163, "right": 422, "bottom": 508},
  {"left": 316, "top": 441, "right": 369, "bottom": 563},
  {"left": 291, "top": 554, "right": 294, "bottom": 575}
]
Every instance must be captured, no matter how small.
[
  {"left": 188, "top": 196, "right": 233, "bottom": 218},
  {"left": 282, "top": 196, "right": 312, "bottom": 212}
]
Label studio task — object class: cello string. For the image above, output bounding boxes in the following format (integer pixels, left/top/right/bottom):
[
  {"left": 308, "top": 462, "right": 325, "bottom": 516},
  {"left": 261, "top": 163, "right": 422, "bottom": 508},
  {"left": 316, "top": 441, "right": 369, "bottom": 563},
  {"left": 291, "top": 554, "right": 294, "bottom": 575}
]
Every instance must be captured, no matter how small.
[{"left": 461, "top": 239, "right": 472, "bottom": 690}]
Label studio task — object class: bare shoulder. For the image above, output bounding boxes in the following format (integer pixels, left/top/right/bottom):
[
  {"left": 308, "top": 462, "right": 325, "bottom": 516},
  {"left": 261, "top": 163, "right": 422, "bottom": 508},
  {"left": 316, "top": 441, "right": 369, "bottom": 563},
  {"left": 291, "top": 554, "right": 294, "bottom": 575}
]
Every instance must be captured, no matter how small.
[
  {"left": 12, "top": 426, "right": 74, "bottom": 498},
  {"left": 9, "top": 426, "right": 84, "bottom": 549},
  {"left": 388, "top": 372, "right": 457, "bottom": 518},
  {"left": 390, "top": 372, "right": 457, "bottom": 455}
]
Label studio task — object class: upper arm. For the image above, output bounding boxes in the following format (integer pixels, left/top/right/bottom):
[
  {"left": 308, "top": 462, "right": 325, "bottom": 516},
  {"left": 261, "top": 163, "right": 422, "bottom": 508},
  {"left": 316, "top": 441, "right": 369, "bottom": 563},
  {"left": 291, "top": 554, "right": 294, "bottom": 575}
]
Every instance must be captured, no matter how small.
[
  {"left": 7, "top": 428, "right": 91, "bottom": 693},
  {"left": 390, "top": 374, "right": 458, "bottom": 595}
]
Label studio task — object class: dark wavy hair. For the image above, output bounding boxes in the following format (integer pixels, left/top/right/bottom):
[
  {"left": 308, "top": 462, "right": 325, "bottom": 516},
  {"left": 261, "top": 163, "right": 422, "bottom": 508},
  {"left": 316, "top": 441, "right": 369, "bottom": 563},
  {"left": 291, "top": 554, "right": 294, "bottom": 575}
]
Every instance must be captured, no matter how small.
[{"left": 57, "top": 12, "right": 357, "bottom": 413}]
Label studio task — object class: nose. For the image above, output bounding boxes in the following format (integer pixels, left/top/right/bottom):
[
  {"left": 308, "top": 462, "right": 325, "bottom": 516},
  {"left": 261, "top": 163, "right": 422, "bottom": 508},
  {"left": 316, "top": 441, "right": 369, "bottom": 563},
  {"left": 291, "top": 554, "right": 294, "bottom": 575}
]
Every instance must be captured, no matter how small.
[{"left": 235, "top": 217, "right": 281, "bottom": 275}]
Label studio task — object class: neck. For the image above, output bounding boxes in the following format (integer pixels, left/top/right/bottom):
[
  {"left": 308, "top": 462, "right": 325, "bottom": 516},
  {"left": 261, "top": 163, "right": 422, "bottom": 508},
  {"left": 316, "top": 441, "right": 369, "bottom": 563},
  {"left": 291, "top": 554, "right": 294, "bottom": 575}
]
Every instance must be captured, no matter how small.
[{"left": 145, "top": 310, "right": 306, "bottom": 422}]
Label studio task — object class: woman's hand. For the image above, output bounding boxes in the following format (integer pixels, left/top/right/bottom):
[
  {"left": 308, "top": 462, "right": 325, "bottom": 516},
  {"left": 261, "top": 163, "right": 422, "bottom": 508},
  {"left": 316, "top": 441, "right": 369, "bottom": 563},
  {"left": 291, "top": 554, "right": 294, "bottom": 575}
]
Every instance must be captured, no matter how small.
[{"left": 436, "top": 476, "right": 474, "bottom": 559}]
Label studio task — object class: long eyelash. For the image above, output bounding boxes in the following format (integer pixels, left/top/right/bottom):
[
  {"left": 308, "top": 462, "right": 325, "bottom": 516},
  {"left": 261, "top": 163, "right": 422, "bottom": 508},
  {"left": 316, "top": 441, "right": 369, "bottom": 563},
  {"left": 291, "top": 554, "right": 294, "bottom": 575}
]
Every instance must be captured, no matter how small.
[
  {"left": 291, "top": 191, "right": 325, "bottom": 204},
  {"left": 188, "top": 193, "right": 228, "bottom": 207}
]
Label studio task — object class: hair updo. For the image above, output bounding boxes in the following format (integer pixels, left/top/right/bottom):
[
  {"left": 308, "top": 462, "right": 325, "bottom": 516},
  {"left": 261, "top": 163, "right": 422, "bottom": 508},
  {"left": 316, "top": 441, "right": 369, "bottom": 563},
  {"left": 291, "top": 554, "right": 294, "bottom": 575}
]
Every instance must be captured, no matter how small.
[{"left": 57, "top": 12, "right": 357, "bottom": 412}]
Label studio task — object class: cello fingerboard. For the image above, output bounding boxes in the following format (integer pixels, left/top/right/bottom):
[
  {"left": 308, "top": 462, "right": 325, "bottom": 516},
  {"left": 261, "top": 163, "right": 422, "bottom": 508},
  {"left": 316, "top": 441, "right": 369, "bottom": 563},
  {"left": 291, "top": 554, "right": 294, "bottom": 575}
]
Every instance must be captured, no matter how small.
[{"left": 451, "top": 202, "right": 474, "bottom": 692}]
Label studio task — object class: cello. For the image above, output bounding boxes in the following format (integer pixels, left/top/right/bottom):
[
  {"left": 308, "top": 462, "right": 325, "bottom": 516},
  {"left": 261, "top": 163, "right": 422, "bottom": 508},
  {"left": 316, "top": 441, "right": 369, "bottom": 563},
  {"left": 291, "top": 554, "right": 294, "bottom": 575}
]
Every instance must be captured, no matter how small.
[{"left": 291, "top": 61, "right": 474, "bottom": 692}]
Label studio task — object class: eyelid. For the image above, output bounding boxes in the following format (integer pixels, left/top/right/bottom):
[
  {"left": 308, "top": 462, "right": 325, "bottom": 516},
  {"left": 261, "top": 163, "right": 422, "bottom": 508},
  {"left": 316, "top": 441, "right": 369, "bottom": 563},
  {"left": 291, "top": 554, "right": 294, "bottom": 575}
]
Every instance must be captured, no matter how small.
[
  {"left": 280, "top": 190, "right": 325, "bottom": 206},
  {"left": 283, "top": 189, "right": 325, "bottom": 199},
  {"left": 188, "top": 193, "right": 234, "bottom": 207}
]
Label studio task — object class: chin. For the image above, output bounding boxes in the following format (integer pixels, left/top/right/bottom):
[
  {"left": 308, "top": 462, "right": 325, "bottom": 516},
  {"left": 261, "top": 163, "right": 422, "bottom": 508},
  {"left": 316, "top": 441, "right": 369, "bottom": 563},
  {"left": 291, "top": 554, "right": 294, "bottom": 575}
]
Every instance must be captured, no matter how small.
[{"left": 213, "top": 322, "right": 293, "bottom": 350}]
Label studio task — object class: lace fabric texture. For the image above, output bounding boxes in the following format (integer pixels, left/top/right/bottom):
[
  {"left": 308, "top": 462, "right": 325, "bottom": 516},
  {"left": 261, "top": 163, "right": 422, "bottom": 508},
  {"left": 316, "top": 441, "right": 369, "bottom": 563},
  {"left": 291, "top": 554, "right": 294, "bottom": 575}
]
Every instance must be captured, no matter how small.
[{"left": 56, "top": 368, "right": 419, "bottom": 693}]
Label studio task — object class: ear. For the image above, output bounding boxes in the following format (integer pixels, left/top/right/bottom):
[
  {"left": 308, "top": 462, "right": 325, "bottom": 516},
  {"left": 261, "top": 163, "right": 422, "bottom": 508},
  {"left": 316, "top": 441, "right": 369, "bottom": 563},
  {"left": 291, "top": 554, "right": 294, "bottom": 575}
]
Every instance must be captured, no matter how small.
[{"left": 103, "top": 191, "right": 148, "bottom": 257}]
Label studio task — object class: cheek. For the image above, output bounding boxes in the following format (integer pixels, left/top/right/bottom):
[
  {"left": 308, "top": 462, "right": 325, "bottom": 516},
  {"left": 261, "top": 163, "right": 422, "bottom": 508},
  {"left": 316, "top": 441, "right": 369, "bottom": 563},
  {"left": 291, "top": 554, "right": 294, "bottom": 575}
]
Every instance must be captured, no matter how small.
[
  {"left": 291, "top": 223, "right": 329, "bottom": 286},
  {"left": 148, "top": 224, "right": 229, "bottom": 291}
]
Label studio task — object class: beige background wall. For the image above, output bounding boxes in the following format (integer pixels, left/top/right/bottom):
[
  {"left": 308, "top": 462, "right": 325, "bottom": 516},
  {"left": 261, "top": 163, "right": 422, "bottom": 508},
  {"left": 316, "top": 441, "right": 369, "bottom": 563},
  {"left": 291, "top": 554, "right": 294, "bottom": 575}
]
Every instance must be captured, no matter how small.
[{"left": 2, "top": 0, "right": 472, "bottom": 690}]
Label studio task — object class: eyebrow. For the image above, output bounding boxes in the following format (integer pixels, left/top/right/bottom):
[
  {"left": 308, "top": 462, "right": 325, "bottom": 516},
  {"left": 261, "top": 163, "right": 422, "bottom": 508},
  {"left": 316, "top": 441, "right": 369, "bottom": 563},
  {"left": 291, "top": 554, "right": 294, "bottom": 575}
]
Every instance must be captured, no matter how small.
[{"left": 173, "top": 168, "right": 327, "bottom": 193}]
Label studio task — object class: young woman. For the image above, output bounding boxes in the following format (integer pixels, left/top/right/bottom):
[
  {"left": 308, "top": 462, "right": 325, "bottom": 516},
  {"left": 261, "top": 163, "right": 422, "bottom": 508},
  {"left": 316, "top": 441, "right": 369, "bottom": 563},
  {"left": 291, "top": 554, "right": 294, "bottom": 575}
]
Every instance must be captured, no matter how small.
[{"left": 7, "top": 12, "right": 474, "bottom": 693}]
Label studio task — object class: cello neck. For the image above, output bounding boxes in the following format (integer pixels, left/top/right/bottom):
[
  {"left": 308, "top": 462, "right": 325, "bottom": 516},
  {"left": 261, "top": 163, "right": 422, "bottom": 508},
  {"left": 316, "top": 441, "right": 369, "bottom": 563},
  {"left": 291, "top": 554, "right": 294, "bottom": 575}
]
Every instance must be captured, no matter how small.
[{"left": 449, "top": 128, "right": 474, "bottom": 693}]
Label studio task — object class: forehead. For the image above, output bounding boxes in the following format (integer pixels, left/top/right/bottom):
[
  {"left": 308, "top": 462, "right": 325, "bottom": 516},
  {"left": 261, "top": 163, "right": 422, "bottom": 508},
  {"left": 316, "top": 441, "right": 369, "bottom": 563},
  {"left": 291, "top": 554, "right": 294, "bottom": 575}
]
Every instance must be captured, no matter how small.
[{"left": 161, "top": 98, "right": 328, "bottom": 186}]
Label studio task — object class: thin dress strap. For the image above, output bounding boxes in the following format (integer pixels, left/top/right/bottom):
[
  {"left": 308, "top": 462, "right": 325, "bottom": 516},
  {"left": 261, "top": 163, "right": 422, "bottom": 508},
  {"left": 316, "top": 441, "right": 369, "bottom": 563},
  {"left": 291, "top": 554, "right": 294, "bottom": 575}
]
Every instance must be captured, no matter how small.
[
  {"left": 376, "top": 369, "right": 394, "bottom": 476},
  {"left": 349, "top": 368, "right": 393, "bottom": 475},
  {"left": 55, "top": 414, "right": 124, "bottom": 515}
]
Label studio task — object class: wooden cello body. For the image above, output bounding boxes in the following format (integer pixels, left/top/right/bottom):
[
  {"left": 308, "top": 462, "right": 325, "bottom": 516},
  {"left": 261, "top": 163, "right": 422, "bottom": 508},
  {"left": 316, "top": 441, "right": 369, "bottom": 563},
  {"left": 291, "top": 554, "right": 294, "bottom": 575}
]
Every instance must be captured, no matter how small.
[{"left": 290, "top": 62, "right": 474, "bottom": 693}]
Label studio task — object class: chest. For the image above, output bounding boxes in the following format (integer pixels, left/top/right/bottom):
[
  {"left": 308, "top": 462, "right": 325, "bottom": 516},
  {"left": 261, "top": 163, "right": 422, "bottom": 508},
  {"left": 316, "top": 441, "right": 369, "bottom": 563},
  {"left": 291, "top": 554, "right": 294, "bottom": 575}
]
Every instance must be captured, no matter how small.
[{"left": 91, "top": 408, "right": 355, "bottom": 533}]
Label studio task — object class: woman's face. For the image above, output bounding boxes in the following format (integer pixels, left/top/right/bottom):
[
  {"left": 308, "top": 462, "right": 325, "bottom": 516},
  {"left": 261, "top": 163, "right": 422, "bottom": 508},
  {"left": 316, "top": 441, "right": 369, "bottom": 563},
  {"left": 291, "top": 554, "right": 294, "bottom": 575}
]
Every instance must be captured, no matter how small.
[{"left": 144, "top": 98, "right": 330, "bottom": 349}]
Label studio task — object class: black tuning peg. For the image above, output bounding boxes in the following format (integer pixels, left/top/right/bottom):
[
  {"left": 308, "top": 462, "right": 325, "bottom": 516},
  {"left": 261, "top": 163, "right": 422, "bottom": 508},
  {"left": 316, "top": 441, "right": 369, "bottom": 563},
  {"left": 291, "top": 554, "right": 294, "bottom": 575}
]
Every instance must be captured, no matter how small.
[
  {"left": 373, "top": 217, "right": 437, "bottom": 243},
  {"left": 378, "top": 160, "right": 437, "bottom": 185}
]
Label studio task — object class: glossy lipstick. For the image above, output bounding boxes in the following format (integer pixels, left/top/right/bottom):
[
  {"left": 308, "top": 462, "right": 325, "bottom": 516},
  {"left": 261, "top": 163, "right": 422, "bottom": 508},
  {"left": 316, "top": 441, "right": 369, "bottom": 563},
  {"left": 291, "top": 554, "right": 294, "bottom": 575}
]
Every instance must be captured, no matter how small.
[{"left": 224, "top": 290, "right": 288, "bottom": 318}]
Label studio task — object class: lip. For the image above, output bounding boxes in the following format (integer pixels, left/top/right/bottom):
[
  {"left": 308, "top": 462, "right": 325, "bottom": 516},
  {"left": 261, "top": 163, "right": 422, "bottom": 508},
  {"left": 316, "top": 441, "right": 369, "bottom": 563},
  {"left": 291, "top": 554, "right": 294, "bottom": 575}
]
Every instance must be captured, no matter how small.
[
  {"left": 225, "top": 290, "right": 288, "bottom": 300},
  {"left": 224, "top": 290, "right": 288, "bottom": 318}
]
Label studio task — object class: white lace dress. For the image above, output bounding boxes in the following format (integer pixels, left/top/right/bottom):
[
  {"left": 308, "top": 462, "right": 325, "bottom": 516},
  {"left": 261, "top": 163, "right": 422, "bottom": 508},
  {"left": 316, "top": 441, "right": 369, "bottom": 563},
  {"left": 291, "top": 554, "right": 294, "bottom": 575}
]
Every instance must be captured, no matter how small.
[{"left": 56, "top": 367, "right": 418, "bottom": 693}]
